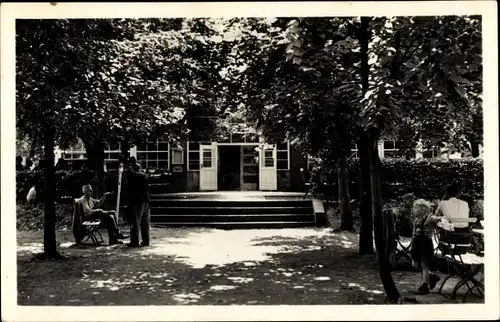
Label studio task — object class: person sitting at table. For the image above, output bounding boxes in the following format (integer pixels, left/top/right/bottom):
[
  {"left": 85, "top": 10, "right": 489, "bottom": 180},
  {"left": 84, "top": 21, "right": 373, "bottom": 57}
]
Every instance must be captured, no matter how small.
[
  {"left": 435, "top": 184, "right": 470, "bottom": 229},
  {"left": 410, "top": 199, "right": 443, "bottom": 295},
  {"left": 78, "top": 184, "right": 127, "bottom": 245}
]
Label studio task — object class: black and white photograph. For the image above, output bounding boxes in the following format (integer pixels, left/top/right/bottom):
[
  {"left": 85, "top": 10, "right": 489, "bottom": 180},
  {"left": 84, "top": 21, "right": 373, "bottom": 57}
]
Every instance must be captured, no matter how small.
[{"left": 1, "top": 2, "right": 498, "bottom": 321}]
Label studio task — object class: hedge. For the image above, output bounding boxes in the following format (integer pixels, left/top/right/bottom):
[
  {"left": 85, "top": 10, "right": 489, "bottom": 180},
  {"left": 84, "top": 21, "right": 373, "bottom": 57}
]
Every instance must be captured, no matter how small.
[
  {"left": 310, "top": 158, "right": 483, "bottom": 201},
  {"left": 17, "top": 158, "right": 483, "bottom": 203},
  {"left": 16, "top": 169, "right": 176, "bottom": 204},
  {"left": 16, "top": 169, "right": 121, "bottom": 203}
]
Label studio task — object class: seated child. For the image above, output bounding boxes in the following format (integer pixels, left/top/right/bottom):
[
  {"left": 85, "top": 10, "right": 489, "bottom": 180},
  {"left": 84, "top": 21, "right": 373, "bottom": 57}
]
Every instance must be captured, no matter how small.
[{"left": 410, "top": 199, "right": 444, "bottom": 295}]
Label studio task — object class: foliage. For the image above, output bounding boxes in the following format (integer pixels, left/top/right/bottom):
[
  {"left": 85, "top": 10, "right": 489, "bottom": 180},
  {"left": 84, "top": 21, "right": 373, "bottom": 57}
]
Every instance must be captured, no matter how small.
[
  {"left": 309, "top": 158, "right": 484, "bottom": 201},
  {"left": 235, "top": 16, "right": 482, "bottom": 154},
  {"left": 358, "top": 16, "right": 482, "bottom": 150},
  {"left": 16, "top": 170, "right": 121, "bottom": 203},
  {"left": 16, "top": 18, "right": 234, "bottom": 152},
  {"left": 17, "top": 203, "right": 73, "bottom": 231}
]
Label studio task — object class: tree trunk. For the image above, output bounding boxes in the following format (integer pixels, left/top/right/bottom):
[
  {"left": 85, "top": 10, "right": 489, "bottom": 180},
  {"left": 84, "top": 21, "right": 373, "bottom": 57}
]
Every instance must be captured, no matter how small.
[
  {"left": 85, "top": 141, "right": 106, "bottom": 198},
  {"left": 357, "top": 16, "right": 375, "bottom": 255},
  {"left": 43, "top": 125, "right": 59, "bottom": 258},
  {"left": 368, "top": 132, "right": 400, "bottom": 303},
  {"left": 358, "top": 131, "right": 374, "bottom": 254},
  {"left": 338, "top": 158, "right": 353, "bottom": 231}
]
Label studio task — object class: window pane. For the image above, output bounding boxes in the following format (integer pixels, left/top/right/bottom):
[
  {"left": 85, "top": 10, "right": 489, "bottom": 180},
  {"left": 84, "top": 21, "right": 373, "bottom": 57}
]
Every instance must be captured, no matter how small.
[
  {"left": 145, "top": 152, "right": 157, "bottom": 160},
  {"left": 203, "top": 150, "right": 212, "bottom": 159},
  {"left": 243, "top": 156, "right": 257, "bottom": 164},
  {"left": 277, "top": 151, "right": 288, "bottom": 160},
  {"left": 158, "top": 142, "right": 169, "bottom": 151},
  {"left": 189, "top": 160, "right": 200, "bottom": 170},
  {"left": 138, "top": 161, "right": 146, "bottom": 169},
  {"left": 147, "top": 160, "right": 158, "bottom": 169},
  {"left": 157, "top": 152, "right": 169, "bottom": 160},
  {"left": 264, "top": 150, "right": 273, "bottom": 158},
  {"left": 107, "top": 152, "right": 120, "bottom": 160},
  {"left": 172, "top": 149, "right": 183, "bottom": 164},
  {"left": 277, "top": 160, "right": 288, "bottom": 170},
  {"left": 203, "top": 158, "right": 212, "bottom": 168},
  {"left": 243, "top": 166, "right": 258, "bottom": 174},
  {"left": 189, "top": 151, "right": 200, "bottom": 160},
  {"left": 277, "top": 142, "right": 288, "bottom": 151},
  {"left": 158, "top": 160, "right": 169, "bottom": 168},
  {"left": 147, "top": 142, "right": 157, "bottom": 151},
  {"left": 137, "top": 152, "right": 147, "bottom": 161},
  {"left": 264, "top": 156, "right": 274, "bottom": 167},
  {"left": 136, "top": 143, "right": 147, "bottom": 151},
  {"left": 188, "top": 142, "right": 200, "bottom": 151}
]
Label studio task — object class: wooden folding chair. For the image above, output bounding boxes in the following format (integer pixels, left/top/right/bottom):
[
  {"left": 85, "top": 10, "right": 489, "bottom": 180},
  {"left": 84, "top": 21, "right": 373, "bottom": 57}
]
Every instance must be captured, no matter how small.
[
  {"left": 436, "top": 222, "right": 484, "bottom": 302},
  {"left": 72, "top": 198, "right": 104, "bottom": 245},
  {"left": 388, "top": 211, "right": 413, "bottom": 269}
]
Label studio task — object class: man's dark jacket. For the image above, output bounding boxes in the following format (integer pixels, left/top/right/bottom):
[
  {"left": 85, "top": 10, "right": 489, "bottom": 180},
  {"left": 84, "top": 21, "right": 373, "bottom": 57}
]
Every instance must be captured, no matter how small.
[{"left": 126, "top": 171, "right": 150, "bottom": 206}]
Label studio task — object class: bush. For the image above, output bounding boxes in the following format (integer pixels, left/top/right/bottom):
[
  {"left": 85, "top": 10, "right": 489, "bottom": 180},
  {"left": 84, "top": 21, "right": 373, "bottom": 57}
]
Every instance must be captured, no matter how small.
[
  {"left": 310, "top": 158, "right": 483, "bottom": 201},
  {"left": 16, "top": 169, "right": 122, "bottom": 203},
  {"left": 16, "top": 203, "right": 73, "bottom": 231}
]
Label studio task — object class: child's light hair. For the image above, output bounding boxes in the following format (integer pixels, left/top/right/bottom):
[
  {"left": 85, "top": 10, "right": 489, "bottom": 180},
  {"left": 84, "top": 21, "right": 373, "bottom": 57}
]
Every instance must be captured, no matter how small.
[{"left": 412, "top": 199, "right": 433, "bottom": 217}]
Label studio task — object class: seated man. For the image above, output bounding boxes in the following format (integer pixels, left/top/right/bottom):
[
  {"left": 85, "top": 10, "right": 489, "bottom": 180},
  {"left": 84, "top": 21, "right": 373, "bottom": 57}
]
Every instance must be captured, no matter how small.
[
  {"left": 435, "top": 184, "right": 471, "bottom": 253},
  {"left": 435, "top": 184, "right": 470, "bottom": 229},
  {"left": 78, "top": 184, "right": 126, "bottom": 245}
]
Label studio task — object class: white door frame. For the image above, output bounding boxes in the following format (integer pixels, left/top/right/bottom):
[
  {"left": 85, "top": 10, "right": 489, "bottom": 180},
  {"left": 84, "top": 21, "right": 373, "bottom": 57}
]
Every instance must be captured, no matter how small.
[
  {"left": 259, "top": 144, "right": 277, "bottom": 191},
  {"left": 200, "top": 143, "right": 218, "bottom": 191}
]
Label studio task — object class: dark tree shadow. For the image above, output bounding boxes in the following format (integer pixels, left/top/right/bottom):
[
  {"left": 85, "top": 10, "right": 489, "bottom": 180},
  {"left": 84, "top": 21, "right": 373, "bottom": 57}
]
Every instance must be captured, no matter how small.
[{"left": 17, "top": 228, "right": 484, "bottom": 305}]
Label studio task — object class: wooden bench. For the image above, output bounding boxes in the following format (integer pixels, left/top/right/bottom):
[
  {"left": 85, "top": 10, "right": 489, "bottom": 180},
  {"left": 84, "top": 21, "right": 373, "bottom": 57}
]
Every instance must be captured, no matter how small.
[
  {"left": 436, "top": 220, "right": 484, "bottom": 302},
  {"left": 72, "top": 198, "right": 104, "bottom": 245}
]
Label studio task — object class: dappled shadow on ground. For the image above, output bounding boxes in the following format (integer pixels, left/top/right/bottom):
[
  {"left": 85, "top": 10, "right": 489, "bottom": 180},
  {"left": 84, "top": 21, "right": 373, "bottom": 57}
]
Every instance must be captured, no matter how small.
[{"left": 17, "top": 227, "right": 483, "bottom": 305}]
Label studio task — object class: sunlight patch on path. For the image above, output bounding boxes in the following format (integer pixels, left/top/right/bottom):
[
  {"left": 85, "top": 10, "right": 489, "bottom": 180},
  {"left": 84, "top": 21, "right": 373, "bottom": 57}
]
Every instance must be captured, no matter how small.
[
  {"left": 140, "top": 228, "right": 332, "bottom": 269},
  {"left": 228, "top": 277, "right": 254, "bottom": 283},
  {"left": 172, "top": 293, "right": 202, "bottom": 304},
  {"left": 346, "top": 282, "right": 384, "bottom": 295},
  {"left": 17, "top": 243, "right": 44, "bottom": 254},
  {"left": 210, "top": 285, "right": 238, "bottom": 291}
]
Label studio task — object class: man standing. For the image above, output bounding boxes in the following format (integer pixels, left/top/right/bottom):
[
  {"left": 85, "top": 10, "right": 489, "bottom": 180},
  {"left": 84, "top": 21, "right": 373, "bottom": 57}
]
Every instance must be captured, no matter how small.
[{"left": 126, "top": 164, "right": 151, "bottom": 247}]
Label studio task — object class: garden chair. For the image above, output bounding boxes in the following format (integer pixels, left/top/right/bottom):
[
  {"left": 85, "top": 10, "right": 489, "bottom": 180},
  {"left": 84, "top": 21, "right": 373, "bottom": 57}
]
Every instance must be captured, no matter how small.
[
  {"left": 388, "top": 210, "right": 413, "bottom": 269},
  {"left": 72, "top": 198, "right": 104, "bottom": 246},
  {"left": 436, "top": 221, "right": 484, "bottom": 302},
  {"left": 435, "top": 217, "right": 478, "bottom": 256}
]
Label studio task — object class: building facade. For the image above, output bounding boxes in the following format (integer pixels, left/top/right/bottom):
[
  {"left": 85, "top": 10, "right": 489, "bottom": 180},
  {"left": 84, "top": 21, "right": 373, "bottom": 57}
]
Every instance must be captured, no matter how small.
[{"left": 56, "top": 125, "right": 483, "bottom": 192}]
